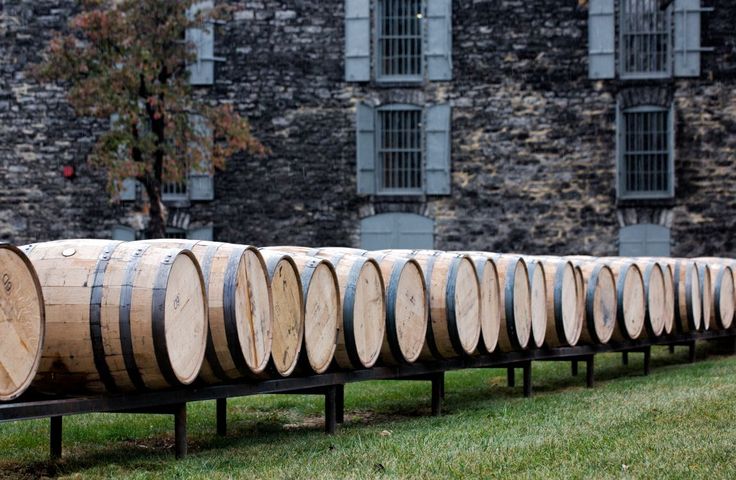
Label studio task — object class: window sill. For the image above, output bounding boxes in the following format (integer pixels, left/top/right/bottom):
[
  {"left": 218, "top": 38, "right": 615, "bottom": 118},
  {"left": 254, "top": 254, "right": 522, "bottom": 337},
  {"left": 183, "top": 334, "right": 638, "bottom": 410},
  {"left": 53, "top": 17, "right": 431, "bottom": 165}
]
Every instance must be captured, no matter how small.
[
  {"left": 616, "top": 196, "right": 675, "bottom": 208},
  {"left": 370, "top": 193, "right": 427, "bottom": 203}
]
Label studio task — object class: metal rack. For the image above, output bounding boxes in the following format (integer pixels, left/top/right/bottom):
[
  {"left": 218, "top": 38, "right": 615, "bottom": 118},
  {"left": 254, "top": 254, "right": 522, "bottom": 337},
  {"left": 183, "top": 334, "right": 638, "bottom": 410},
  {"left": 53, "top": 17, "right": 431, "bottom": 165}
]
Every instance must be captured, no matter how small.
[{"left": 1, "top": 329, "right": 733, "bottom": 460}]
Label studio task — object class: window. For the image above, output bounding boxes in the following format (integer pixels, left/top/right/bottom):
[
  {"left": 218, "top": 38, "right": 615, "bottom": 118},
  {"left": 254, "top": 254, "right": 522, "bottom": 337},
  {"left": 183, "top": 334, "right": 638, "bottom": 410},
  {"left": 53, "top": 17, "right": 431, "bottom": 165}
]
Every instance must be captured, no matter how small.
[
  {"left": 376, "top": 0, "right": 423, "bottom": 81},
  {"left": 617, "top": 104, "right": 674, "bottom": 199},
  {"left": 619, "top": 224, "right": 671, "bottom": 256},
  {"left": 118, "top": 116, "right": 214, "bottom": 203},
  {"left": 360, "top": 213, "right": 434, "bottom": 250},
  {"left": 620, "top": 0, "right": 671, "bottom": 78},
  {"left": 357, "top": 102, "right": 451, "bottom": 196},
  {"left": 587, "top": 0, "right": 708, "bottom": 79},
  {"left": 378, "top": 106, "right": 423, "bottom": 193},
  {"left": 344, "top": 0, "right": 452, "bottom": 82}
]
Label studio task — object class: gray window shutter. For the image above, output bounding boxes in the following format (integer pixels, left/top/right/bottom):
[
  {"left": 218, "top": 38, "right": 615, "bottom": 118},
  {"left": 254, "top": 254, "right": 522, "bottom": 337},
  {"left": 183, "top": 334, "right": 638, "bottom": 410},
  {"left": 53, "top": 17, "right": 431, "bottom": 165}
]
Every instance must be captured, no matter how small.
[
  {"left": 674, "top": 0, "right": 702, "bottom": 77},
  {"left": 426, "top": 0, "right": 453, "bottom": 81},
  {"left": 588, "top": 0, "right": 615, "bottom": 79},
  {"left": 187, "top": 1, "right": 216, "bottom": 85},
  {"left": 361, "top": 213, "right": 434, "bottom": 250},
  {"left": 668, "top": 102, "right": 676, "bottom": 198},
  {"left": 425, "top": 103, "right": 451, "bottom": 195},
  {"left": 188, "top": 226, "right": 214, "bottom": 241},
  {"left": 344, "top": 0, "right": 371, "bottom": 82},
  {"left": 615, "top": 101, "right": 623, "bottom": 199},
  {"left": 356, "top": 102, "right": 376, "bottom": 195},
  {"left": 189, "top": 115, "right": 215, "bottom": 201},
  {"left": 112, "top": 225, "right": 137, "bottom": 241},
  {"left": 119, "top": 178, "right": 138, "bottom": 201},
  {"left": 619, "top": 224, "right": 671, "bottom": 256}
]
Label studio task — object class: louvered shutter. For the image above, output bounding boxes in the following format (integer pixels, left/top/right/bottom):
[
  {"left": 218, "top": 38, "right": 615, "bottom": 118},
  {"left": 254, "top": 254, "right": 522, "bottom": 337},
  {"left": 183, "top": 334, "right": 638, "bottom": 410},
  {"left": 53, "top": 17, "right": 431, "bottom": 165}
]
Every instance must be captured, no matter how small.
[
  {"left": 119, "top": 178, "right": 138, "bottom": 201},
  {"left": 345, "top": 0, "right": 371, "bottom": 82},
  {"left": 356, "top": 102, "right": 376, "bottom": 194},
  {"left": 188, "top": 1, "right": 216, "bottom": 85},
  {"left": 426, "top": 0, "right": 453, "bottom": 81},
  {"left": 360, "top": 213, "right": 434, "bottom": 250},
  {"left": 619, "top": 224, "right": 671, "bottom": 256},
  {"left": 188, "top": 115, "right": 214, "bottom": 201},
  {"left": 674, "top": 0, "right": 702, "bottom": 77},
  {"left": 188, "top": 226, "right": 214, "bottom": 241},
  {"left": 424, "top": 103, "right": 451, "bottom": 195},
  {"left": 588, "top": 0, "right": 616, "bottom": 79},
  {"left": 112, "top": 225, "right": 137, "bottom": 241}
]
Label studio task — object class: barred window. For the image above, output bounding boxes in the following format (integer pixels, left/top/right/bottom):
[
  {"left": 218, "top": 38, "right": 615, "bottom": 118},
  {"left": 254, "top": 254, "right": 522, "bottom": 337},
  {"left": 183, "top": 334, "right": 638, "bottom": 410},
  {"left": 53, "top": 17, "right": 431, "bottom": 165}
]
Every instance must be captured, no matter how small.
[
  {"left": 376, "top": 0, "right": 423, "bottom": 81},
  {"left": 619, "top": 106, "right": 674, "bottom": 199},
  {"left": 620, "top": 0, "right": 671, "bottom": 78},
  {"left": 162, "top": 182, "right": 188, "bottom": 202},
  {"left": 378, "top": 106, "right": 423, "bottom": 193}
]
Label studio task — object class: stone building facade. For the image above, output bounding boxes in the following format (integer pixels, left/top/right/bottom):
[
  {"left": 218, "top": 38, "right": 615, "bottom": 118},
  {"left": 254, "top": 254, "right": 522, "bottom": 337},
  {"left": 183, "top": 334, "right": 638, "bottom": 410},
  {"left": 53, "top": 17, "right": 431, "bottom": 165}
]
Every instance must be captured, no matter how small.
[{"left": 1, "top": 0, "right": 735, "bottom": 256}]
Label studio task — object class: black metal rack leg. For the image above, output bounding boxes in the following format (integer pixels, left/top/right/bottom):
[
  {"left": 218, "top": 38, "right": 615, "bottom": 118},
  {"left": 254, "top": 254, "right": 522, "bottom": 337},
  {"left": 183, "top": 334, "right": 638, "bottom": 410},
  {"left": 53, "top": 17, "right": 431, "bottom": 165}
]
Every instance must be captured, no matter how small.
[
  {"left": 622, "top": 351, "right": 629, "bottom": 365},
  {"left": 216, "top": 398, "right": 227, "bottom": 437},
  {"left": 431, "top": 373, "right": 444, "bottom": 416},
  {"left": 174, "top": 403, "right": 187, "bottom": 459},
  {"left": 643, "top": 347, "right": 651, "bottom": 376},
  {"left": 50, "top": 416, "right": 63, "bottom": 460},
  {"left": 324, "top": 386, "right": 337, "bottom": 434},
  {"left": 571, "top": 360, "right": 578, "bottom": 376},
  {"left": 507, "top": 367, "right": 515, "bottom": 388},
  {"left": 688, "top": 341, "right": 696, "bottom": 363},
  {"left": 669, "top": 345, "right": 675, "bottom": 354},
  {"left": 523, "top": 362, "right": 532, "bottom": 398},
  {"left": 586, "top": 356, "right": 594, "bottom": 388},
  {"left": 336, "top": 385, "right": 345, "bottom": 424}
]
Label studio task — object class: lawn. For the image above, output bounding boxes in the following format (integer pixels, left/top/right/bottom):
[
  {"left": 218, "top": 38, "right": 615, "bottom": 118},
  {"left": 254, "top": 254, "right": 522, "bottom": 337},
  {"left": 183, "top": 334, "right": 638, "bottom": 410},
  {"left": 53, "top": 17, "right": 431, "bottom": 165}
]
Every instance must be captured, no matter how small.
[{"left": 1, "top": 345, "right": 735, "bottom": 479}]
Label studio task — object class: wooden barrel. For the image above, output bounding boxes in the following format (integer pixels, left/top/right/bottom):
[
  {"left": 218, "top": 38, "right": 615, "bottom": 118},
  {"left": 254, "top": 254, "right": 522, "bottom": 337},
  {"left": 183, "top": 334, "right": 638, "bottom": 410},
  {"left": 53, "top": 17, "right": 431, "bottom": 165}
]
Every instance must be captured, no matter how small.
[
  {"left": 468, "top": 255, "right": 501, "bottom": 354},
  {"left": 642, "top": 258, "right": 701, "bottom": 333},
  {"left": 269, "top": 248, "right": 386, "bottom": 369},
  {"left": 23, "top": 240, "right": 207, "bottom": 393},
  {"left": 0, "top": 244, "right": 45, "bottom": 401},
  {"left": 697, "top": 263, "right": 713, "bottom": 331},
  {"left": 260, "top": 252, "right": 304, "bottom": 377},
  {"left": 381, "top": 250, "right": 481, "bottom": 359},
  {"left": 573, "top": 265, "right": 586, "bottom": 342},
  {"left": 261, "top": 251, "right": 339, "bottom": 374},
  {"left": 148, "top": 240, "right": 273, "bottom": 381},
  {"left": 570, "top": 257, "right": 645, "bottom": 341},
  {"left": 659, "top": 262, "right": 676, "bottom": 335},
  {"left": 607, "top": 261, "right": 645, "bottom": 341},
  {"left": 526, "top": 260, "right": 548, "bottom": 348},
  {"left": 527, "top": 257, "right": 581, "bottom": 347},
  {"left": 360, "top": 252, "right": 427, "bottom": 365},
  {"left": 705, "top": 264, "right": 735, "bottom": 330},
  {"left": 693, "top": 258, "right": 735, "bottom": 330},
  {"left": 638, "top": 261, "right": 667, "bottom": 338},
  {"left": 316, "top": 253, "right": 385, "bottom": 369},
  {"left": 484, "top": 254, "right": 532, "bottom": 352},
  {"left": 712, "top": 264, "right": 735, "bottom": 330},
  {"left": 570, "top": 261, "right": 616, "bottom": 345},
  {"left": 305, "top": 247, "right": 428, "bottom": 365}
]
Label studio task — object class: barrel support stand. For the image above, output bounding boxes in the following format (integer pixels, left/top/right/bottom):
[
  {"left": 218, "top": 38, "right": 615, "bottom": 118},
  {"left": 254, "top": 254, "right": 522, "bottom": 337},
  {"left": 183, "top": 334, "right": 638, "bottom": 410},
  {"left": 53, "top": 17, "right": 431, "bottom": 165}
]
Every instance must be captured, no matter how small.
[
  {"left": 391, "top": 372, "right": 445, "bottom": 416},
  {"left": 216, "top": 398, "right": 227, "bottom": 437},
  {"left": 50, "top": 416, "right": 63, "bottom": 460},
  {"left": 619, "top": 346, "right": 651, "bottom": 376},
  {"left": 109, "top": 403, "right": 188, "bottom": 458},
  {"left": 670, "top": 340, "right": 697, "bottom": 363}
]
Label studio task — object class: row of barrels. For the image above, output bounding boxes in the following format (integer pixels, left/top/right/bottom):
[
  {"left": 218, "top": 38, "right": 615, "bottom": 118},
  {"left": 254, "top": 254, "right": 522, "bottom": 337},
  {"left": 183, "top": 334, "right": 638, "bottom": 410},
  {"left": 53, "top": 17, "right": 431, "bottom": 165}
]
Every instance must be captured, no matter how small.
[{"left": 1, "top": 241, "right": 735, "bottom": 402}]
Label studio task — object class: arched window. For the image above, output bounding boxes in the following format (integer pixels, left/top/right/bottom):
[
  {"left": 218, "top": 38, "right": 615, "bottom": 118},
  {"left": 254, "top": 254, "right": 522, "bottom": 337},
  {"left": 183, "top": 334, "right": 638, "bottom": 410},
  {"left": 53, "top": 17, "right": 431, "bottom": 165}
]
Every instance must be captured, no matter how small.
[
  {"left": 360, "top": 213, "right": 434, "bottom": 250},
  {"left": 619, "top": 224, "right": 671, "bottom": 256}
]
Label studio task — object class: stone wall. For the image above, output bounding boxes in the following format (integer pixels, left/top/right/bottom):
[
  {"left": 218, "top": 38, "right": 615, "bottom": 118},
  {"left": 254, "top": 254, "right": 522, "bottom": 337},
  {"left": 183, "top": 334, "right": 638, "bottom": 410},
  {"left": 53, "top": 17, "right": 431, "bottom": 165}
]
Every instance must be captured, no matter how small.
[{"left": 1, "top": 0, "right": 735, "bottom": 256}]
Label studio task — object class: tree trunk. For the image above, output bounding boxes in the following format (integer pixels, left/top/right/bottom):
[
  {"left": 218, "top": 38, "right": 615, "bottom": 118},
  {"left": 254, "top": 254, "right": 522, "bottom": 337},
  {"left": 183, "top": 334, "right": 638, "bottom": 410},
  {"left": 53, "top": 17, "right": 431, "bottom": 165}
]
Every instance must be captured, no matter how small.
[{"left": 143, "top": 176, "right": 166, "bottom": 239}]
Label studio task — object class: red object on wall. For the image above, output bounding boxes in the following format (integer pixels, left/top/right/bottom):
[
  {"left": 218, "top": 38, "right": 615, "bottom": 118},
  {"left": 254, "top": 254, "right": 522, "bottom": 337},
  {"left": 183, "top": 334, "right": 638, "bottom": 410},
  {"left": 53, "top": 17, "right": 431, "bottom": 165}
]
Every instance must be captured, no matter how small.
[{"left": 62, "top": 165, "right": 75, "bottom": 179}]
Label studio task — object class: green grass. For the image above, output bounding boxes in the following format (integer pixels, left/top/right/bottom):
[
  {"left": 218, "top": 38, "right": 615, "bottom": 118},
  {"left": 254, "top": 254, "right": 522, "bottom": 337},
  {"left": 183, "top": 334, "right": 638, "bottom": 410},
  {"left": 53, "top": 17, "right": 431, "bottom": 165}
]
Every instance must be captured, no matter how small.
[{"left": 2, "top": 345, "right": 736, "bottom": 479}]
